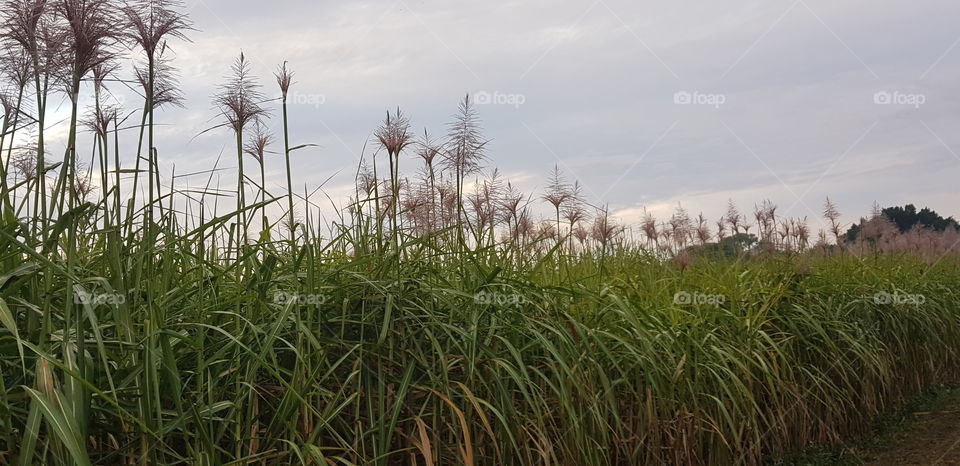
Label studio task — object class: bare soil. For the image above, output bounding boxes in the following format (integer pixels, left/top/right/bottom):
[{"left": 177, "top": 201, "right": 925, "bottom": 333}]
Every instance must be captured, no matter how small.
[{"left": 866, "top": 405, "right": 960, "bottom": 465}]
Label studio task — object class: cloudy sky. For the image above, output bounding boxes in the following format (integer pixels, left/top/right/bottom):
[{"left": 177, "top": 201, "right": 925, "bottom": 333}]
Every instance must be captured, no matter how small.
[{"left": 59, "top": 0, "right": 960, "bottom": 229}]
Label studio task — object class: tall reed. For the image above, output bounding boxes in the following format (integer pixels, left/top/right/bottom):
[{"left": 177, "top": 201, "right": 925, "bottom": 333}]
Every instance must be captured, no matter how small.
[{"left": 0, "top": 6, "right": 958, "bottom": 465}]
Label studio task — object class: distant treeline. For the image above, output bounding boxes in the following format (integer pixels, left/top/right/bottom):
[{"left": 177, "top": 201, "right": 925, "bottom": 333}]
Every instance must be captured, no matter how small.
[{"left": 847, "top": 204, "right": 960, "bottom": 242}]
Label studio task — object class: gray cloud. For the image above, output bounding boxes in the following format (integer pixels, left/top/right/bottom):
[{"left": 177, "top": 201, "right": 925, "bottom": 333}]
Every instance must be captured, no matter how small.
[{"left": 54, "top": 0, "right": 960, "bottom": 229}]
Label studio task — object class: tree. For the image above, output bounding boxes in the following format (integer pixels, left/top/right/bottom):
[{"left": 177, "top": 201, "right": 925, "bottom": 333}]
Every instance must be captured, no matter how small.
[
  {"left": 846, "top": 204, "right": 959, "bottom": 242},
  {"left": 685, "top": 233, "right": 758, "bottom": 258}
]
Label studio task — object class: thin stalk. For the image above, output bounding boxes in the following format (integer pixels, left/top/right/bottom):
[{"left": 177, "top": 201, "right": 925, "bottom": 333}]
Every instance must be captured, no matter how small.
[
  {"left": 281, "top": 94, "right": 295, "bottom": 247},
  {"left": 236, "top": 128, "right": 247, "bottom": 248}
]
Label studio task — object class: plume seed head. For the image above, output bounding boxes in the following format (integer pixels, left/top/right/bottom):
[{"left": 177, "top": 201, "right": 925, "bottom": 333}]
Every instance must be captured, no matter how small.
[
  {"left": 374, "top": 108, "right": 412, "bottom": 157},
  {"left": 275, "top": 61, "right": 294, "bottom": 98},
  {"left": 214, "top": 52, "right": 268, "bottom": 134}
]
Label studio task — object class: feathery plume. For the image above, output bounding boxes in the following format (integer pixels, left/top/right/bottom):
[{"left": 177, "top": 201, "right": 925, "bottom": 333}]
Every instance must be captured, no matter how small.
[
  {"left": 215, "top": 52, "right": 267, "bottom": 133},
  {"left": 725, "top": 199, "right": 742, "bottom": 234},
  {"left": 541, "top": 165, "right": 571, "bottom": 211},
  {"left": 641, "top": 209, "right": 658, "bottom": 245},
  {"left": 591, "top": 207, "right": 621, "bottom": 246},
  {"left": 0, "top": 90, "right": 17, "bottom": 123},
  {"left": 58, "top": 0, "right": 119, "bottom": 80},
  {"left": 244, "top": 120, "right": 272, "bottom": 165},
  {"left": 12, "top": 145, "right": 38, "bottom": 179},
  {"left": 274, "top": 60, "right": 294, "bottom": 99},
  {"left": 443, "top": 94, "right": 487, "bottom": 176},
  {"left": 824, "top": 197, "right": 842, "bottom": 244},
  {"left": 416, "top": 128, "right": 442, "bottom": 169},
  {"left": 134, "top": 47, "right": 184, "bottom": 109},
  {"left": 374, "top": 108, "right": 412, "bottom": 157},
  {"left": 0, "top": 45, "right": 32, "bottom": 89},
  {"left": 81, "top": 102, "right": 118, "bottom": 139},
  {"left": 2, "top": 0, "right": 48, "bottom": 51},
  {"left": 121, "top": 0, "right": 192, "bottom": 58}
]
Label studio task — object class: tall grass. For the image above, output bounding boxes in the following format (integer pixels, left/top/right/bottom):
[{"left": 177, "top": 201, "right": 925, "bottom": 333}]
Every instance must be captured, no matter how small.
[{"left": 1, "top": 3, "right": 959, "bottom": 465}]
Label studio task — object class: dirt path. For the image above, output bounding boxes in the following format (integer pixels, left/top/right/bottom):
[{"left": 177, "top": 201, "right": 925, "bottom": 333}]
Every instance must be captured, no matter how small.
[{"left": 866, "top": 403, "right": 960, "bottom": 465}]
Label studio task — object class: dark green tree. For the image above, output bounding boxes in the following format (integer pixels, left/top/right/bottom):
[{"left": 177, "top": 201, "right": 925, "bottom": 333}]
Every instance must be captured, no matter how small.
[
  {"left": 686, "top": 233, "right": 758, "bottom": 258},
  {"left": 846, "top": 204, "right": 959, "bottom": 242}
]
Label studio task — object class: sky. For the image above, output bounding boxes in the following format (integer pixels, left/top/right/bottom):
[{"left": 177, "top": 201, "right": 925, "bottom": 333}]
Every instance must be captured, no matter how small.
[{"left": 40, "top": 0, "right": 960, "bottom": 231}]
